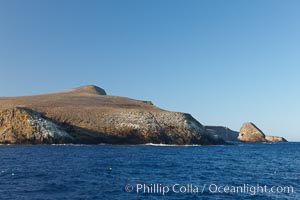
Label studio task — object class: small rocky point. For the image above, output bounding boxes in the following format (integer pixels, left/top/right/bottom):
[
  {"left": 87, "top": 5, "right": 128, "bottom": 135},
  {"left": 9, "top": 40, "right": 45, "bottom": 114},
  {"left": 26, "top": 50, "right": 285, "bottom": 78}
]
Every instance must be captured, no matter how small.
[
  {"left": 0, "top": 85, "right": 225, "bottom": 145},
  {"left": 238, "top": 122, "right": 287, "bottom": 143},
  {"left": 205, "top": 126, "right": 239, "bottom": 142}
]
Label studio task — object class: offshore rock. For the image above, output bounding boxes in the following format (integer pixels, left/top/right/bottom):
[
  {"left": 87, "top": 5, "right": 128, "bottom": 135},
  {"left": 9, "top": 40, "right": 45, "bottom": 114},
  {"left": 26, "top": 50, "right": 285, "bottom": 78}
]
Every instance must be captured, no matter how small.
[
  {"left": 265, "top": 135, "right": 287, "bottom": 142},
  {"left": 238, "top": 122, "right": 266, "bottom": 142},
  {"left": 238, "top": 122, "right": 287, "bottom": 143}
]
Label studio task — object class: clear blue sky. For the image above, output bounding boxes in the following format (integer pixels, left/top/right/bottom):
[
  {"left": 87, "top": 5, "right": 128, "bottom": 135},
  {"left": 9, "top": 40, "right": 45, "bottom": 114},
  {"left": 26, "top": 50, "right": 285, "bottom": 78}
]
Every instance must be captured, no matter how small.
[{"left": 0, "top": 0, "right": 299, "bottom": 141}]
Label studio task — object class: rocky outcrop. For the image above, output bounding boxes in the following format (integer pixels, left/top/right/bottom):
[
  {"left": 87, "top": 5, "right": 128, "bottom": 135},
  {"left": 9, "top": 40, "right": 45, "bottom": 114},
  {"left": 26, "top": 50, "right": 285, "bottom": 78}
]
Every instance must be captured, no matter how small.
[
  {"left": 0, "top": 85, "right": 225, "bottom": 145},
  {"left": 238, "top": 122, "right": 266, "bottom": 142},
  {"left": 0, "top": 108, "right": 72, "bottom": 144},
  {"left": 265, "top": 136, "right": 287, "bottom": 142},
  {"left": 205, "top": 126, "right": 239, "bottom": 141},
  {"left": 238, "top": 122, "right": 287, "bottom": 143}
]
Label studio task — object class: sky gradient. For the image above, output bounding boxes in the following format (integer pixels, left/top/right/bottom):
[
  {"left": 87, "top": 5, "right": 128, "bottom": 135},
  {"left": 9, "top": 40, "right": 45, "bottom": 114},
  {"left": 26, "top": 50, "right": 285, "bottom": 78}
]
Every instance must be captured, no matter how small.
[{"left": 1, "top": 0, "right": 300, "bottom": 141}]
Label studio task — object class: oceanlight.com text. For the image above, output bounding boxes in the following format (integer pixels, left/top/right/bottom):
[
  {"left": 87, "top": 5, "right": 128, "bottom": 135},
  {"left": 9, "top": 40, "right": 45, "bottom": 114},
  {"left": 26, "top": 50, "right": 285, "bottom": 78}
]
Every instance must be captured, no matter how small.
[{"left": 124, "top": 183, "right": 294, "bottom": 196}]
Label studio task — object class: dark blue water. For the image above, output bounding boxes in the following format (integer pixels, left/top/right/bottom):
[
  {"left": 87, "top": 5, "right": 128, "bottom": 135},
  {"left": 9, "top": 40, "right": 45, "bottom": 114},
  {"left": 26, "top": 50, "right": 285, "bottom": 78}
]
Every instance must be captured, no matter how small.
[{"left": 0, "top": 143, "right": 299, "bottom": 200}]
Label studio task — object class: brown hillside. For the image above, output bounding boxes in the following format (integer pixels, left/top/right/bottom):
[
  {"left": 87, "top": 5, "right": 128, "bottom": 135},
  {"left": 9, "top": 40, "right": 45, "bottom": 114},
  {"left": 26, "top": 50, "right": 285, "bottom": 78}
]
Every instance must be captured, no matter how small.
[{"left": 0, "top": 85, "right": 225, "bottom": 145}]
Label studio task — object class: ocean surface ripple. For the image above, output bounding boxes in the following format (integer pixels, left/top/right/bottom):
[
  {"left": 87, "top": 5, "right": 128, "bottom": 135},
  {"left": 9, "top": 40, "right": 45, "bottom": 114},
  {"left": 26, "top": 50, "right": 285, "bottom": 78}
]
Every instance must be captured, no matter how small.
[{"left": 0, "top": 143, "right": 299, "bottom": 199}]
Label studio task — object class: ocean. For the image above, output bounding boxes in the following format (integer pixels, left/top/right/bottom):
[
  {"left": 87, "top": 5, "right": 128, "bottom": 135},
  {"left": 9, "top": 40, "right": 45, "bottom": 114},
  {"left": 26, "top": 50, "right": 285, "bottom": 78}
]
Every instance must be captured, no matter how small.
[{"left": 0, "top": 143, "right": 299, "bottom": 200}]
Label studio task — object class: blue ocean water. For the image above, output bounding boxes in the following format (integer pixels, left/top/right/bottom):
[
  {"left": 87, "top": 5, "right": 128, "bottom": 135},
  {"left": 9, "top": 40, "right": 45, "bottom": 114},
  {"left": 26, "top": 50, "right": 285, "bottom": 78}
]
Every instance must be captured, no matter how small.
[{"left": 0, "top": 143, "right": 299, "bottom": 200}]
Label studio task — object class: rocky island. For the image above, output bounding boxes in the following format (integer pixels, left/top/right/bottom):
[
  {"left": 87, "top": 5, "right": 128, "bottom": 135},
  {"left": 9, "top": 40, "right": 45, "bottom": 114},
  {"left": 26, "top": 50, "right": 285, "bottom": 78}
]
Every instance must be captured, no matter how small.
[
  {"left": 204, "top": 123, "right": 287, "bottom": 143},
  {"left": 0, "top": 85, "right": 225, "bottom": 145},
  {"left": 238, "top": 122, "right": 287, "bottom": 143}
]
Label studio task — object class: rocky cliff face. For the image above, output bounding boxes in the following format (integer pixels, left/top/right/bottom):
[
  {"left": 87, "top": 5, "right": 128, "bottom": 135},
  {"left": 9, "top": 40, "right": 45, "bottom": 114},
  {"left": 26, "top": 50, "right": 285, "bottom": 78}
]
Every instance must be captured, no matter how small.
[
  {"left": 0, "top": 108, "right": 72, "bottom": 144},
  {"left": 0, "top": 85, "right": 225, "bottom": 145},
  {"left": 205, "top": 126, "right": 239, "bottom": 141},
  {"left": 238, "top": 122, "right": 287, "bottom": 143}
]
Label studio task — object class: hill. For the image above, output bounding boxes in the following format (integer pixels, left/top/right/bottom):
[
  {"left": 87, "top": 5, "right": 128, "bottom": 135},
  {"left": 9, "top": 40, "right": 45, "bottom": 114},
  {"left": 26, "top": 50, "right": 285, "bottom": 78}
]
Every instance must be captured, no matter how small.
[{"left": 0, "top": 85, "right": 225, "bottom": 145}]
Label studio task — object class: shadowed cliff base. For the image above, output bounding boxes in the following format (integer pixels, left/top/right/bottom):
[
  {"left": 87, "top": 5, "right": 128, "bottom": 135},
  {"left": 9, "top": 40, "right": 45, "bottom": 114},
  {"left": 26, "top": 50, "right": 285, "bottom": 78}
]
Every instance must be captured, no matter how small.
[{"left": 204, "top": 126, "right": 239, "bottom": 142}]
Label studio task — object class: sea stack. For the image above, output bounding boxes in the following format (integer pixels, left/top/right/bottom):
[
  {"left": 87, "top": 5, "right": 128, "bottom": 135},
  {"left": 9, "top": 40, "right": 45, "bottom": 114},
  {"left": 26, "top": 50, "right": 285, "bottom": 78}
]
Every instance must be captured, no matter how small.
[
  {"left": 238, "top": 122, "right": 287, "bottom": 143},
  {"left": 238, "top": 122, "right": 266, "bottom": 142}
]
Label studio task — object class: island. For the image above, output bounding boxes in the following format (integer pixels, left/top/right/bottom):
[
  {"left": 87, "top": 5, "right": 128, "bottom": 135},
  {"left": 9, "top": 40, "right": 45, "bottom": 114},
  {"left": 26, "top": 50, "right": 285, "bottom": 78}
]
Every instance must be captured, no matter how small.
[
  {"left": 0, "top": 85, "right": 225, "bottom": 145},
  {"left": 0, "top": 85, "right": 287, "bottom": 145}
]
